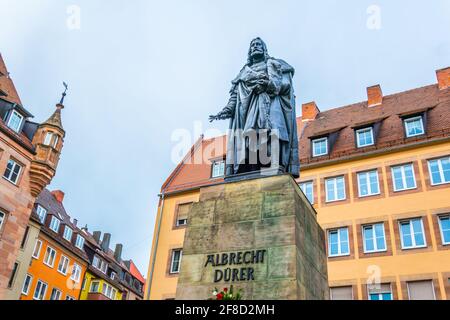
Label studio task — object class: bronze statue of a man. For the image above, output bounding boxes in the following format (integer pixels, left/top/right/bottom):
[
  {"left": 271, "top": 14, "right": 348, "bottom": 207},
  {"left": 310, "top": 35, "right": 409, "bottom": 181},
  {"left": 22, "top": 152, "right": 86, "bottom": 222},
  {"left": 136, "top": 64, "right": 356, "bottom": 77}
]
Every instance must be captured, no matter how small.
[{"left": 210, "top": 38, "right": 299, "bottom": 178}]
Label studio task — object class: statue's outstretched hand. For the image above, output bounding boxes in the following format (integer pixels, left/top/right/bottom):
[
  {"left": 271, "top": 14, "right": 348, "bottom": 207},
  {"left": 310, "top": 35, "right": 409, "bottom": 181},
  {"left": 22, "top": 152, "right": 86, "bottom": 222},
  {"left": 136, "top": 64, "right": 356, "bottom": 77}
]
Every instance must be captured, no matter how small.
[{"left": 209, "top": 114, "right": 218, "bottom": 122}]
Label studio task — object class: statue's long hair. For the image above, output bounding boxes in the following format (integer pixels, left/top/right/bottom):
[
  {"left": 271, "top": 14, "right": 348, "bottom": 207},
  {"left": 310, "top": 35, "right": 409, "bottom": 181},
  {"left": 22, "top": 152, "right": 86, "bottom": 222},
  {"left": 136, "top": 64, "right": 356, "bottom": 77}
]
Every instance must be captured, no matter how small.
[{"left": 247, "top": 37, "right": 271, "bottom": 66}]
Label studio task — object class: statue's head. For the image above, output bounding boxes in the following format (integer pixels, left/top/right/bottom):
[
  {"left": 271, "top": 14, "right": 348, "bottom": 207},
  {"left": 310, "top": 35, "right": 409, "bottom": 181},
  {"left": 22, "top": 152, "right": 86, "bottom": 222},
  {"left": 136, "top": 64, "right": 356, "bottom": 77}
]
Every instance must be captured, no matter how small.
[{"left": 247, "top": 37, "right": 269, "bottom": 65}]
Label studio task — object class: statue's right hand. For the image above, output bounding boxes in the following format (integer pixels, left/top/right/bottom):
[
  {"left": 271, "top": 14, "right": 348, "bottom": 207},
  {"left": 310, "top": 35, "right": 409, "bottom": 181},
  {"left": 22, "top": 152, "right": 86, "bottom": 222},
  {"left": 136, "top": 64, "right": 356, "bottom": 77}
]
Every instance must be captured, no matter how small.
[{"left": 209, "top": 114, "right": 218, "bottom": 122}]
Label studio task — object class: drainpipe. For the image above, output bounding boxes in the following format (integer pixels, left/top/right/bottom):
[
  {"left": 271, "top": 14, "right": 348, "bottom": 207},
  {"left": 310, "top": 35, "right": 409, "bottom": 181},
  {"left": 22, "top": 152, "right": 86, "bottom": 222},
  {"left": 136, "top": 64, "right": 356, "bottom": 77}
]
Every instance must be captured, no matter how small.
[{"left": 145, "top": 192, "right": 166, "bottom": 300}]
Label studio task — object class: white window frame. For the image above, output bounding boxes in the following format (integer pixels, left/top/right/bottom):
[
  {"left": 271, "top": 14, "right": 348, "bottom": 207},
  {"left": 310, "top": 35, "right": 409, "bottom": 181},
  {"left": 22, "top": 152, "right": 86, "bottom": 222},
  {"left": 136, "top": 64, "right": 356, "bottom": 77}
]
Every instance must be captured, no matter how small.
[
  {"left": 299, "top": 181, "right": 314, "bottom": 204},
  {"left": 36, "top": 205, "right": 47, "bottom": 224},
  {"left": 357, "top": 170, "right": 380, "bottom": 197},
  {"left": 49, "top": 216, "right": 60, "bottom": 233},
  {"left": 21, "top": 274, "right": 33, "bottom": 295},
  {"left": 367, "top": 283, "right": 393, "bottom": 300},
  {"left": 312, "top": 137, "right": 328, "bottom": 157},
  {"left": 57, "top": 255, "right": 70, "bottom": 275},
  {"left": 356, "top": 127, "right": 374, "bottom": 148},
  {"left": 6, "top": 109, "right": 24, "bottom": 133},
  {"left": 71, "top": 263, "right": 82, "bottom": 283},
  {"left": 33, "top": 280, "right": 48, "bottom": 300},
  {"left": 50, "top": 288, "right": 62, "bottom": 300},
  {"left": 404, "top": 116, "right": 425, "bottom": 138},
  {"left": 399, "top": 218, "right": 427, "bottom": 250},
  {"left": 325, "top": 176, "right": 346, "bottom": 202},
  {"left": 90, "top": 280, "right": 100, "bottom": 293},
  {"left": 0, "top": 210, "right": 5, "bottom": 231},
  {"left": 43, "top": 246, "right": 57, "bottom": 268},
  {"left": 438, "top": 215, "right": 450, "bottom": 245},
  {"left": 362, "top": 223, "right": 387, "bottom": 253},
  {"left": 170, "top": 249, "right": 182, "bottom": 274},
  {"left": 32, "top": 239, "right": 42, "bottom": 259},
  {"left": 391, "top": 164, "right": 417, "bottom": 192},
  {"left": 327, "top": 228, "right": 350, "bottom": 257},
  {"left": 211, "top": 160, "right": 225, "bottom": 178},
  {"left": 428, "top": 157, "right": 450, "bottom": 186},
  {"left": 63, "top": 226, "right": 73, "bottom": 242},
  {"left": 43, "top": 132, "right": 53, "bottom": 146},
  {"left": 75, "top": 235, "right": 85, "bottom": 249},
  {"left": 407, "top": 280, "right": 436, "bottom": 300},
  {"left": 3, "top": 159, "right": 22, "bottom": 185}
]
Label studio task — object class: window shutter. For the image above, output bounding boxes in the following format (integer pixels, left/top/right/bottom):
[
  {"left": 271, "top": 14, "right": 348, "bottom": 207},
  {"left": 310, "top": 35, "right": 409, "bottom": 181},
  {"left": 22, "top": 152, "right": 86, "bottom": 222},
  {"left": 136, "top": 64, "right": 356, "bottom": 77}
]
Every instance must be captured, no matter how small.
[
  {"left": 330, "top": 286, "right": 353, "bottom": 300},
  {"left": 407, "top": 280, "right": 435, "bottom": 300},
  {"left": 368, "top": 283, "right": 391, "bottom": 294},
  {"left": 177, "top": 203, "right": 191, "bottom": 221}
]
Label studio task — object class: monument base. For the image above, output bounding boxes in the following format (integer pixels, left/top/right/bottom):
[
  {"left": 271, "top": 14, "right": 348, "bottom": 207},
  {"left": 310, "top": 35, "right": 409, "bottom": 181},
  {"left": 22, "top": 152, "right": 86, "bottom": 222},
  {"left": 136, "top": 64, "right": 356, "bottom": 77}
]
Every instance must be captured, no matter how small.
[{"left": 176, "top": 174, "right": 329, "bottom": 300}]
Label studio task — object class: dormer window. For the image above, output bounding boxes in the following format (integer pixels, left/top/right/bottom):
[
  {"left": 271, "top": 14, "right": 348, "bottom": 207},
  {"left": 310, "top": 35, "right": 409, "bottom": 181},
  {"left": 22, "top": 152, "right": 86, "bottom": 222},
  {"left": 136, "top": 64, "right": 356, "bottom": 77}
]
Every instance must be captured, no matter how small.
[
  {"left": 404, "top": 116, "right": 424, "bottom": 138},
  {"left": 36, "top": 205, "right": 47, "bottom": 224},
  {"left": 356, "top": 127, "right": 374, "bottom": 148},
  {"left": 75, "top": 235, "right": 85, "bottom": 249},
  {"left": 6, "top": 109, "right": 24, "bottom": 133},
  {"left": 63, "top": 226, "right": 73, "bottom": 241},
  {"left": 49, "top": 216, "right": 60, "bottom": 233},
  {"left": 43, "top": 132, "right": 59, "bottom": 148},
  {"left": 312, "top": 137, "right": 328, "bottom": 157},
  {"left": 211, "top": 160, "right": 225, "bottom": 178}
]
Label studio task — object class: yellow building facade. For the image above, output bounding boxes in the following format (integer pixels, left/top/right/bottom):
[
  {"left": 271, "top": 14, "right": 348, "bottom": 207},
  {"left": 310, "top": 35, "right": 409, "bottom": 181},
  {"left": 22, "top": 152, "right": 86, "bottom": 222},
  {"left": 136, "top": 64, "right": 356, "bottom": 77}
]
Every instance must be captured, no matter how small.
[
  {"left": 145, "top": 67, "right": 450, "bottom": 300},
  {"left": 79, "top": 271, "right": 121, "bottom": 301}
]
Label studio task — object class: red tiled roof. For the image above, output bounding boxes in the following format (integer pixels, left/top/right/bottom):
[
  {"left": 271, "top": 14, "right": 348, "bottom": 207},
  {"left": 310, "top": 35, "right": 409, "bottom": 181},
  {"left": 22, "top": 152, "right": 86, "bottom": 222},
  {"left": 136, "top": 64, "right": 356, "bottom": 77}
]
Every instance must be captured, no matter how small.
[
  {"left": 161, "top": 79, "right": 450, "bottom": 193},
  {"left": 0, "top": 53, "right": 22, "bottom": 106}
]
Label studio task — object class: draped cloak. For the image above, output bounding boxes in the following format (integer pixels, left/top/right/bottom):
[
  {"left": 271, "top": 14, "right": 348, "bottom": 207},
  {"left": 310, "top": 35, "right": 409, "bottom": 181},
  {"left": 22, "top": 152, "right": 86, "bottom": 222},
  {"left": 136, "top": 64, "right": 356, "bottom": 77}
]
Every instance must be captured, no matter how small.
[{"left": 220, "top": 57, "right": 300, "bottom": 178}]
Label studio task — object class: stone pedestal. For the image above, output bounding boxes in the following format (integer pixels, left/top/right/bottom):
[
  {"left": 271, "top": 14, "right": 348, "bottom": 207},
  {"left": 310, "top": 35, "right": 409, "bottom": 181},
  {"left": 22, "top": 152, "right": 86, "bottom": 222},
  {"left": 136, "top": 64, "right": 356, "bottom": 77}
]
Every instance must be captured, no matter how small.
[{"left": 175, "top": 174, "right": 329, "bottom": 300}]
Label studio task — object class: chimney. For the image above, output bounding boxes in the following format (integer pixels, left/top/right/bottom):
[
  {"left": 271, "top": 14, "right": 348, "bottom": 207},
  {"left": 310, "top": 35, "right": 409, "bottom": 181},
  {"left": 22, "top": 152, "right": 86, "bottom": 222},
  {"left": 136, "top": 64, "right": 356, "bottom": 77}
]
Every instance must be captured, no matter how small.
[
  {"left": 101, "top": 233, "right": 111, "bottom": 251},
  {"left": 93, "top": 231, "right": 101, "bottom": 244},
  {"left": 367, "top": 85, "right": 383, "bottom": 107},
  {"left": 51, "top": 190, "right": 65, "bottom": 203},
  {"left": 73, "top": 218, "right": 78, "bottom": 227},
  {"left": 436, "top": 67, "right": 450, "bottom": 90},
  {"left": 81, "top": 224, "right": 88, "bottom": 232},
  {"left": 114, "top": 243, "right": 123, "bottom": 261},
  {"left": 301, "top": 101, "right": 320, "bottom": 121}
]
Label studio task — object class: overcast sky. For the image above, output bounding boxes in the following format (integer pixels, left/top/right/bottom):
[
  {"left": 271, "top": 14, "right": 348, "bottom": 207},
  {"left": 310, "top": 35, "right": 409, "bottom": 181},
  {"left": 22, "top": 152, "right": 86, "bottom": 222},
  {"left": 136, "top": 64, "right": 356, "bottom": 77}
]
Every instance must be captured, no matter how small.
[{"left": 1, "top": 0, "right": 449, "bottom": 275}]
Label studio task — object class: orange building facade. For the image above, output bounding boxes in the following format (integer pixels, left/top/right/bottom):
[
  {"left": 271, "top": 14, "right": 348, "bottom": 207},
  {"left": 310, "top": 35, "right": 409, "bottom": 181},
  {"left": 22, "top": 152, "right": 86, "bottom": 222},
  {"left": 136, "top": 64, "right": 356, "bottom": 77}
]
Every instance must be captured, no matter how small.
[{"left": 145, "top": 67, "right": 450, "bottom": 300}]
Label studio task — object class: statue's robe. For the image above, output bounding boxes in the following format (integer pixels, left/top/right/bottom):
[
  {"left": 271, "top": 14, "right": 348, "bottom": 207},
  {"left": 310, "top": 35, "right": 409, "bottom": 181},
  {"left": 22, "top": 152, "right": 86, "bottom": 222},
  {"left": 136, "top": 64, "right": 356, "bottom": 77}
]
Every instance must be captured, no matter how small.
[{"left": 220, "top": 57, "right": 300, "bottom": 178}]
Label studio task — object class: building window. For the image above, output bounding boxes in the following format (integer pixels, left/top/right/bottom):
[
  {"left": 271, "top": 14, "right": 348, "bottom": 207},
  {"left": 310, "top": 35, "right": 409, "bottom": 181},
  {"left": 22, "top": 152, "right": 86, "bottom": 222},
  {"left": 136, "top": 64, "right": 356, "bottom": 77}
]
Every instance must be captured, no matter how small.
[
  {"left": 20, "top": 226, "right": 30, "bottom": 249},
  {"left": 330, "top": 286, "right": 353, "bottom": 300},
  {"left": 428, "top": 157, "right": 450, "bottom": 185},
  {"left": 6, "top": 109, "right": 24, "bottom": 133},
  {"left": 103, "top": 283, "right": 116, "bottom": 299},
  {"left": 43, "top": 132, "right": 59, "bottom": 148},
  {"left": 57, "top": 255, "right": 70, "bottom": 275},
  {"left": 63, "top": 226, "right": 73, "bottom": 242},
  {"left": 299, "top": 181, "right": 314, "bottom": 204},
  {"left": 325, "top": 176, "right": 346, "bottom": 202},
  {"left": 363, "top": 223, "right": 386, "bottom": 253},
  {"left": 368, "top": 283, "right": 393, "bottom": 300},
  {"left": 356, "top": 127, "right": 374, "bottom": 147},
  {"left": 36, "top": 205, "right": 47, "bottom": 224},
  {"left": 0, "top": 210, "right": 5, "bottom": 231},
  {"left": 22, "top": 274, "right": 33, "bottom": 295},
  {"left": 175, "top": 203, "right": 190, "bottom": 227},
  {"left": 71, "top": 263, "right": 82, "bottom": 283},
  {"left": 328, "top": 228, "right": 350, "bottom": 257},
  {"left": 110, "top": 272, "right": 117, "bottom": 280},
  {"left": 93, "top": 255, "right": 108, "bottom": 274},
  {"left": 211, "top": 160, "right": 225, "bottom": 178},
  {"left": 357, "top": 170, "right": 380, "bottom": 197},
  {"left": 49, "top": 216, "right": 60, "bottom": 233},
  {"left": 399, "top": 218, "right": 426, "bottom": 249},
  {"left": 3, "top": 159, "right": 22, "bottom": 184},
  {"left": 33, "top": 280, "right": 48, "bottom": 300},
  {"left": 7, "top": 262, "right": 19, "bottom": 288},
  {"left": 65, "top": 295, "right": 75, "bottom": 300},
  {"left": 50, "top": 288, "right": 62, "bottom": 300},
  {"left": 43, "top": 246, "right": 57, "bottom": 267},
  {"left": 170, "top": 249, "right": 182, "bottom": 274},
  {"left": 407, "top": 280, "right": 435, "bottom": 300},
  {"left": 392, "top": 164, "right": 416, "bottom": 191},
  {"left": 438, "top": 215, "right": 450, "bottom": 245},
  {"left": 404, "top": 116, "right": 424, "bottom": 138},
  {"left": 312, "top": 137, "right": 328, "bottom": 157},
  {"left": 32, "top": 239, "right": 42, "bottom": 259},
  {"left": 90, "top": 281, "right": 100, "bottom": 293},
  {"left": 75, "top": 235, "right": 85, "bottom": 249}
]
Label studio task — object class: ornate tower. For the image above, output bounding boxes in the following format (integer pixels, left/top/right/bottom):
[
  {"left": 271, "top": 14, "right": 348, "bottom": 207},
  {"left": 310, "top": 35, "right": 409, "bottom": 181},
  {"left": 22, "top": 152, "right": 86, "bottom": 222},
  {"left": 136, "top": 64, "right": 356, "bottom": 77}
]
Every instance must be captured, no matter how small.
[{"left": 29, "top": 90, "right": 66, "bottom": 197}]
